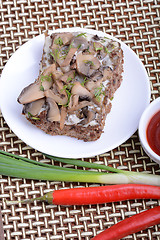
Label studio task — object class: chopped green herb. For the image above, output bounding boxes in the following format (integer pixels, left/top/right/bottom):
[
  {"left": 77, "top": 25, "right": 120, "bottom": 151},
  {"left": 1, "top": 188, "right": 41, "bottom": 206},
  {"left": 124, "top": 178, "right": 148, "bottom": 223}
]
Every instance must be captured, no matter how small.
[
  {"left": 39, "top": 73, "right": 52, "bottom": 91},
  {"left": 105, "top": 47, "right": 111, "bottom": 54},
  {"left": 50, "top": 49, "right": 60, "bottom": 62},
  {"left": 76, "top": 32, "right": 87, "bottom": 38},
  {"left": 54, "top": 37, "right": 63, "bottom": 46},
  {"left": 40, "top": 74, "right": 52, "bottom": 82},
  {"left": 110, "top": 97, "right": 114, "bottom": 101},
  {"left": 60, "top": 82, "right": 74, "bottom": 107},
  {"left": 61, "top": 43, "right": 74, "bottom": 59},
  {"left": 28, "top": 112, "right": 40, "bottom": 120},
  {"left": 94, "top": 84, "right": 105, "bottom": 102},
  {"left": 77, "top": 44, "right": 82, "bottom": 49},
  {"left": 67, "top": 76, "right": 73, "bottom": 82},
  {"left": 81, "top": 77, "right": 88, "bottom": 87},
  {"left": 83, "top": 60, "right": 94, "bottom": 66},
  {"left": 40, "top": 84, "right": 44, "bottom": 91},
  {"left": 93, "top": 42, "right": 103, "bottom": 51}
]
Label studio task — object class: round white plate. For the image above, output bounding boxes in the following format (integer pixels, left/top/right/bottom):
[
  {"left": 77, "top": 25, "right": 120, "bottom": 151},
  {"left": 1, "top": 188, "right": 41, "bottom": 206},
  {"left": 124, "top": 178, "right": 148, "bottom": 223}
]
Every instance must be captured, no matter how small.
[{"left": 0, "top": 28, "right": 150, "bottom": 158}]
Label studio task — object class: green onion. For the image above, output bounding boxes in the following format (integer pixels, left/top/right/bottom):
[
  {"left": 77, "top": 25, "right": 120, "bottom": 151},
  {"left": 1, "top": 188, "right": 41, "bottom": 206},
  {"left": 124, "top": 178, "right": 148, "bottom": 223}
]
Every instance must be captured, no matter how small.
[
  {"left": 0, "top": 150, "right": 160, "bottom": 186},
  {"left": 28, "top": 112, "right": 40, "bottom": 120},
  {"left": 93, "top": 42, "right": 103, "bottom": 51},
  {"left": 83, "top": 60, "right": 94, "bottom": 66},
  {"left": 76, "top": 33, "right": 87, "bottom": 38},
  {"left": 54, "top": 37, "right": 63, "bottom": 46}
]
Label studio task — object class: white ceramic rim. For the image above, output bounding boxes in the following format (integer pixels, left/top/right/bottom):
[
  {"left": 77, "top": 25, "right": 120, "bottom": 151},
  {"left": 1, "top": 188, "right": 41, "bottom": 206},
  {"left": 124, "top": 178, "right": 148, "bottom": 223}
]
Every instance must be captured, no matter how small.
[{"left": 138, "top": 97, "right": 160, "bottom": 162}]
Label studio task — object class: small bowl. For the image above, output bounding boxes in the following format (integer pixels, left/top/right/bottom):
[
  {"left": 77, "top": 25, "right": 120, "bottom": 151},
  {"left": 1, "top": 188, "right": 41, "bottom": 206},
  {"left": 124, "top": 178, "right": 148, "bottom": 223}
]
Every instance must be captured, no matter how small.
[{"left": 139, "top": 97, "right": 160, "bottom": 165}]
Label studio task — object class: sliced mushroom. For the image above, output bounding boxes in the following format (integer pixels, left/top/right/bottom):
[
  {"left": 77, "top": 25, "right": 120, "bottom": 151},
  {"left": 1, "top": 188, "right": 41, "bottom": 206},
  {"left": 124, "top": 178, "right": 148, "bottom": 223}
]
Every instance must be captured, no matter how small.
[
  {"left": 68, "top": 94, "right": 79, "bottom": 109},
  {"left": 43, "top": 63, "right": 56, "bottom": 76},
  {"left": 68, "top": 100, "right": 93, "bottom": 113},
  {"left": 80, "top": 110, "right": 96, "bottom": 125},
  {"left": 71, "top": 81, "right": 93, "bottom": 98},
  {"left": 17, "top": 82, "right": 45, "bottom": 104},
  {"left": 76, "top": 52, "right": 101, "bottom": 77},
  {"left": 72, "top": 36, "right": 89, "bottom": 51},
  {"left": 52, "top": 33, "right": 73, "bottom": 46},
  {"left": 60, "top": 48, "right": 77, "bottom": 67},
  {"left": 22, "top": 98, "right": 45, "bottom": 116},
  {"left": 52, "top": 69, "right": 63, "bottom": 81},
  {"left": 45, "top": 89, "right": 68, "bottom": 106},
  {"left": 46, "top": 97, "right": 60, "bottom": 122},
  {"left": 60, "top": 70, "right": 75, "bottom": 83}
]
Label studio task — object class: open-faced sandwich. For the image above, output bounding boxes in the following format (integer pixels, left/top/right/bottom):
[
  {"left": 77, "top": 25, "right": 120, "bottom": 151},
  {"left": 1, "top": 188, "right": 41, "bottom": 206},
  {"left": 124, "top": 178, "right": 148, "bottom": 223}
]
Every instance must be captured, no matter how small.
[{"left": 17, "top": 30, "right": 123, "bottom": 141}]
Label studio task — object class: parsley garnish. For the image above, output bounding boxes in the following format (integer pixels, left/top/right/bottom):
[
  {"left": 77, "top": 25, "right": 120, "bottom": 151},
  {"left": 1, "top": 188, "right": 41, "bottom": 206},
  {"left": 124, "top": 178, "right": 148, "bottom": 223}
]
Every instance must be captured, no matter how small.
[
  {"left": 40, "top": 74, "right": 52, "bottom": 82},
  {"left": 83, "top": 60, "right": 94, "bottom": 66},
  {"left": 28, "top": 112, "right": 40, "bottom": 120},
  {"left": 94, "top": 84, "right": 105, "bottom": 102},
  {"left": 76, "top": 32, "right": 87, "bottom": 38},
  {"left": 54, "top": 37, "right": 63, "bottom": 46},
  {"left": 93, "top": 42, "right": 103, "bottom": 51},
  {"left": 50, "top": 49, "right": 60, "bottom": 62},
  {"left": 60, "top": 82, "right": 74, "bottom": 107},
  {"left": 40, "top": 73, "right": 52, "bottom": 91},
  {"left": 105, "top": 47, "right": 111, "bottom": 54},
  {"left": 81, "top": 77, "right": 88, "bottom": 86},
  {"left": 66, "top": 76, "right": 73, "bottom": 82}
]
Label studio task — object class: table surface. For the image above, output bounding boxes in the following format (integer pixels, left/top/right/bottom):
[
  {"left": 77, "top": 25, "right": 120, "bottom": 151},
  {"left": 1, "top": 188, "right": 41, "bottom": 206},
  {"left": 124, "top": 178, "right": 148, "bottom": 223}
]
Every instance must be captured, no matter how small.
[{"left": 0, "top": 0, "right": 160, "bottom": 239}]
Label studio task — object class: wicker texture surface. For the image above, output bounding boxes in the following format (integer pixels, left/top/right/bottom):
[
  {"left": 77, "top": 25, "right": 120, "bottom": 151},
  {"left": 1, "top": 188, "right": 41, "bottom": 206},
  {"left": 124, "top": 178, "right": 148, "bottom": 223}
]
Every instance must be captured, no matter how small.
[{"left": 0, "top": 0, "right": 160, "bottom": 239}]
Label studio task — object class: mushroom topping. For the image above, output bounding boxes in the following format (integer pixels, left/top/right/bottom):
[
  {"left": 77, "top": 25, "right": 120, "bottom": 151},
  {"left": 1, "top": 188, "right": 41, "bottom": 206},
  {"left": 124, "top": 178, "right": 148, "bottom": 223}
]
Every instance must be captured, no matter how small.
[
  {"left": 68, "top": 94, "right": 79, "bottom": 109},
  {"left": 18, "top": 31, "right": 123, "bottom": 133},
  {"left": 43, "top": 63, "right": 56, "bottom": 76},
  {"left": 52, "top": 69, "right": 63, "bottom": 81},
  {"left": 76, "top": 52, "right": 101, "bottom": 77},
  {"left": 46, "top": 97, "right": 60, "bottom": 122},
  {"left": 60, "top": 70, "right": 75, "bottom": 83},
  {"left": 22, "top": 98, "right": 45, "bottom": 116},
  {"left": 17, "top": 82, "right": 45, "bottom": 104},
  {"left": 61, "top": 48, "right": 77, "bottom": 67},
  {"left": 45, "top": 89, "right": 68, "bottom": 106},
  {"left": 68, "top": 100, "right": 93, "bottom": 113},
  {"left": 71, "top": 81, "right": 93, "bottom": 98},
  {"left": 79, "top": 110, "right": 96, "bottom": 125},
  {"left": 52, "top": 33, "right": 73, "bottom": 46},
  {"left": 71, "top": 36, "right": 89, "bottom": 51}
]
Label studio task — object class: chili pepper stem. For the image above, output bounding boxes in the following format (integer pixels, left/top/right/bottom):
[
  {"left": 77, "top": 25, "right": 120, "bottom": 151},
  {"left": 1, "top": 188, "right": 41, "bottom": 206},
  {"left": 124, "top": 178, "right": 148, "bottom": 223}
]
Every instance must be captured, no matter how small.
[{"left": 6, "top": 192, "right": 53, "bottom": 205}]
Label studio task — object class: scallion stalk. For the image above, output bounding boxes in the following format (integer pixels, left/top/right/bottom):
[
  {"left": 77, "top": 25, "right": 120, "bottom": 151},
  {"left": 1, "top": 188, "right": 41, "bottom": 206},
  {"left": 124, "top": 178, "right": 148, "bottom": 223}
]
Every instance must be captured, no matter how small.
[{"left": 0, "top": 150, "right": 160, "bottom": 186}]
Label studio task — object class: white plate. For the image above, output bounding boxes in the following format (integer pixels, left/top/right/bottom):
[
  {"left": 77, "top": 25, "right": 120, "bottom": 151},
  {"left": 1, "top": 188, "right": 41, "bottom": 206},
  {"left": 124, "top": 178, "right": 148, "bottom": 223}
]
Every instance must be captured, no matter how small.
[{"left": 0, "top": 28, "right": 151, "bottom": 158}]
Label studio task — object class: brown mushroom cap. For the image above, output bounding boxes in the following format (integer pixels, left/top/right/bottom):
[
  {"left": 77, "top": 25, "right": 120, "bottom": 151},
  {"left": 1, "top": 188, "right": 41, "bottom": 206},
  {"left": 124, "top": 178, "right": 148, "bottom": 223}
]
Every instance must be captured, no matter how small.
[
  {"left": 76, "top": 52, "right": 101, "bottom": 77},
  {"left": 22, "top": 98, "right": 45, "bottom": 116},
  {"left": 60, "top": 70, "right": 75, "bottom": 83},
  {"left": 71, "top": 81, "right": 93, "bottom": 98},
  {"left": 68, "top": 100, "right": 93, "bottom": 113},
  {"left": 17, "top": 82, "right": 45, "bottom": 104},
  {"left": 46, "top": 97, "right": 60, "bottom": 122},
  {"left": 52, "top": 33, "right": 73, "bottom": 46},
  {"left": 71, "top": 36, "right": 89, "bottom": 51},
  {"left": 45, "top": 89, "right": 68, "bottom": 106},
  {"left": 61, "top": 48, "right": 77, "bottom": 67}
]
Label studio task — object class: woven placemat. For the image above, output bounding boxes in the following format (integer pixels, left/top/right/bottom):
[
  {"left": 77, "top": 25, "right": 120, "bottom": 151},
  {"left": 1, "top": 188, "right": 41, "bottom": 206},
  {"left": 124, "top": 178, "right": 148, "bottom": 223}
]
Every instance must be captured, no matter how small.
[{"left": 0, "top": 0, "right": 160, "bottom": 239}]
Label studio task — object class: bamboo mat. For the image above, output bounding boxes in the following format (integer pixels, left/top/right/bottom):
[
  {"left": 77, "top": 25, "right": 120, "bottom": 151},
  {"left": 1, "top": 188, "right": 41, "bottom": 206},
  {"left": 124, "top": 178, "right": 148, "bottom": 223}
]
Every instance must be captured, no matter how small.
[{"left": 0, "top": 0, "right": 160, "bottom": 239}]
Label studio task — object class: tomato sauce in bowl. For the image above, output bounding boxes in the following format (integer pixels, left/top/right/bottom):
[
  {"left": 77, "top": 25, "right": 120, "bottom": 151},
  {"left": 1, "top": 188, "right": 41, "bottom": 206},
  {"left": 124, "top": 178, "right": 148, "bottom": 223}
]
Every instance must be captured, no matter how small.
[{"left": 146, "top": 111, "right": 160, "bottom": 156}]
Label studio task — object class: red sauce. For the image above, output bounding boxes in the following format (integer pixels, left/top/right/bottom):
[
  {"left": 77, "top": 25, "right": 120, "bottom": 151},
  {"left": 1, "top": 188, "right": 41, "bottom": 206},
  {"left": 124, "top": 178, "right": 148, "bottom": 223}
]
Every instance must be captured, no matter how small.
[{"left": 146, "top": 110, "right": 160, "bottom": 156}]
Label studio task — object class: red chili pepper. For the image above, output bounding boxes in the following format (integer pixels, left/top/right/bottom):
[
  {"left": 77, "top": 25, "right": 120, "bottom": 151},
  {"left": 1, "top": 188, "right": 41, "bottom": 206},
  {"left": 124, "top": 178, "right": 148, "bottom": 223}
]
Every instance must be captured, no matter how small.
[
  {"left": 91, "top": 206, "right": 160, "bottom": 240},
  {"left": 44, "top": 184, "right": 160, "bottom": 205}
]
